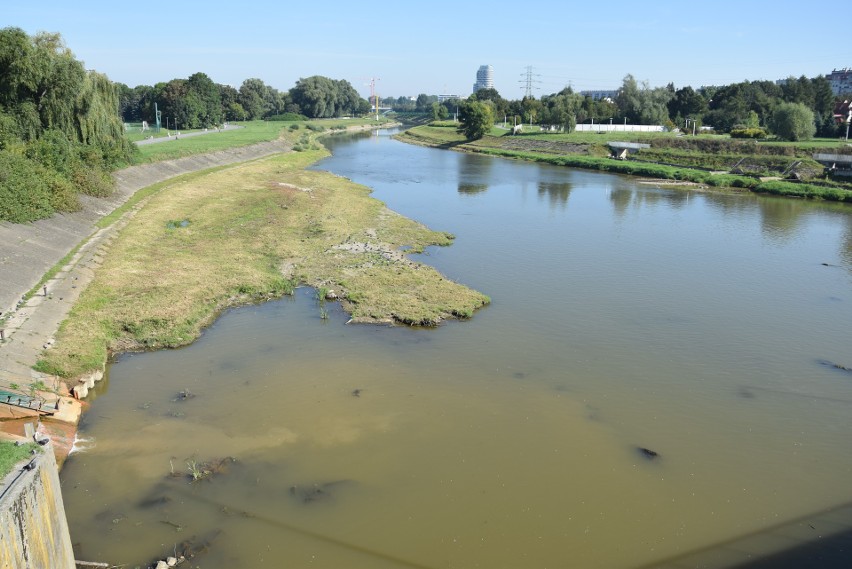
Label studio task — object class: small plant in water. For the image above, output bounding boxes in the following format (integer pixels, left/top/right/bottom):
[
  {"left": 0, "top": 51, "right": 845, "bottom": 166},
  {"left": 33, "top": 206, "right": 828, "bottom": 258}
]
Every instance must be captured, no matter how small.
[{"left": 186, "top": 460, "right": 210, "bottom": 482}]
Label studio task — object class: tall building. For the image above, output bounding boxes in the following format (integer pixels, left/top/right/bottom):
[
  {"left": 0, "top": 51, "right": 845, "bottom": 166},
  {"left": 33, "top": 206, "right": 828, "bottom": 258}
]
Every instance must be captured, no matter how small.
[
  {"left": 828, "top": 68, "right": 852, "bottom": 95},
  {"left": 473, "top": 65, "right": 494, "bottom": 93}
]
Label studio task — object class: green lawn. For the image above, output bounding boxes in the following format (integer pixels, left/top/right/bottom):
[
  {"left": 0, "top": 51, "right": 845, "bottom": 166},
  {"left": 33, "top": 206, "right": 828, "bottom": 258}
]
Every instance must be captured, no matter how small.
[
  {"left": 131, "top": 121, "right": 289, "bottom": 163},
  {"left": 0, "top": 441, "right": 39, "bottom": 478},
  {"left": 131, "top": 118, "right": 390, "bottom": 164}
]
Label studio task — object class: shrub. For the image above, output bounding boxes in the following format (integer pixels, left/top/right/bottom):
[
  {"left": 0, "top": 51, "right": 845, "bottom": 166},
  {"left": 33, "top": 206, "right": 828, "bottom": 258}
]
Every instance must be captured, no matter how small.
[
  {"left": 268, "top": 113, "right": 308, "bottom": 122},
  {"left": 305, "top": 124, "right": 325, "bottom": 132},
  {"left": 0, "top": 151, "right": 79, "bottom": 222},
  {"left": 730, "top": 128, "right": 767, "bottom": 139}
]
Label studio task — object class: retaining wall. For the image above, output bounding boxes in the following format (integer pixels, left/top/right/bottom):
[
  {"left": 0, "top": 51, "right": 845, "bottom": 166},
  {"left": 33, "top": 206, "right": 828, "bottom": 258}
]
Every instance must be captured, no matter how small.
[{"left": 0, "top": 443, "right": 75, "bottom": 569}]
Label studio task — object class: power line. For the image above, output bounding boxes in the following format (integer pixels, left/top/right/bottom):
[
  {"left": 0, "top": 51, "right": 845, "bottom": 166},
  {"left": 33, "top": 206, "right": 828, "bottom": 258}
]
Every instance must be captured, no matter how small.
[{"left": 519, "top": 65, "right": 542, "bottom": 98}]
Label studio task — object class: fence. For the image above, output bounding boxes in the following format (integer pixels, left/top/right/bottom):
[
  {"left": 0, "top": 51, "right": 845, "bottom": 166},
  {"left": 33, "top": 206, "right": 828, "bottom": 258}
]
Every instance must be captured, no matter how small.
[{"left": 574, "top": 123, "right": 665, "bottom": 133}]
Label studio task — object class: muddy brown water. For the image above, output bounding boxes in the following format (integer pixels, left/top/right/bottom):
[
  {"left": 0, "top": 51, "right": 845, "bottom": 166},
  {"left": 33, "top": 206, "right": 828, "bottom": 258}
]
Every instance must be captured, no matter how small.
[{"left": 60, "top": 129, "right": 852, "bottom": 568}]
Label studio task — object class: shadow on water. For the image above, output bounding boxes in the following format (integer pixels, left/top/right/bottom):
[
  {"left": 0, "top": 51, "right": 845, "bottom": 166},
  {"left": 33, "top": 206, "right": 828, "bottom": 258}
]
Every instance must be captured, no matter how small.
[{"left": 645, "top": 502, "right": 852, "bottom": 569}]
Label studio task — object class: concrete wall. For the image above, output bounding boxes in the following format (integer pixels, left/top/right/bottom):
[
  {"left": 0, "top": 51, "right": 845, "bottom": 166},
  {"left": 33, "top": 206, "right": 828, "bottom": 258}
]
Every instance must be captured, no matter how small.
[{"left": 0, "top": 443, "right": 75, "bottom": 569}]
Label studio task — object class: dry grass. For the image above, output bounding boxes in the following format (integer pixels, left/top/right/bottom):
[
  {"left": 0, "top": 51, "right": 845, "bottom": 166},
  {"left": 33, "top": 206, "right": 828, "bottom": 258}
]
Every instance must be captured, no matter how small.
[{"left": 38, "top": 139, "right": 489, "bottom": 378}]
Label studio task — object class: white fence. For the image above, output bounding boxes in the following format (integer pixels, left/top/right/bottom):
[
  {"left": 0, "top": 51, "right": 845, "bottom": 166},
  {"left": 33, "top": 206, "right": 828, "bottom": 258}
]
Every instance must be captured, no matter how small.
[{"left": 573, "top": 124, "right": 665, "bottom": 133}]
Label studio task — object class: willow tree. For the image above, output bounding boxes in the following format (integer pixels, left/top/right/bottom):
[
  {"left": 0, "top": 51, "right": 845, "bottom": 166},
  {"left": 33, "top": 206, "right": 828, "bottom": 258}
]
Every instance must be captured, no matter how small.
[{"left": 0, "top": 27, "right": 133, "bottom": 222}]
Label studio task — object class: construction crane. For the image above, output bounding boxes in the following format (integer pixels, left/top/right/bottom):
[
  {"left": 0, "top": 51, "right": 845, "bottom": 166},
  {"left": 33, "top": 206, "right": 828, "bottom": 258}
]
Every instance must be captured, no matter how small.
[{"left": 361, "top": 77, "right": 381, "bottom": 121}]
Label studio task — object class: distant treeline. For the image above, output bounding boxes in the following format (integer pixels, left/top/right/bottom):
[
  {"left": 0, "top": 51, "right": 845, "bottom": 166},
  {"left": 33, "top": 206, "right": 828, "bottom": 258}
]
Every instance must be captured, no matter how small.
[
  {"left": 396, "top": 74, "right": 845, "bottom": 142},
  {"left": 0, "top": 27, "right": 374, "bottom": 223},
  {"left": 0, "top": 27, "right": 134, "bottom": 222},
  {"left": 117, "top": 75, "right": 371, "bottom": 128}
]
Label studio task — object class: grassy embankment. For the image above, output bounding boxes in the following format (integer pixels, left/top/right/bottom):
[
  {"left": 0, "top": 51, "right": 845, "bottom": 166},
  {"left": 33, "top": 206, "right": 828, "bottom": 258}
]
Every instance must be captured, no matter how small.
[
  {"left": 3, "top": 119, "right": 396, "bottom": 325},
  {"left": 399, "top": 123, "right": 852, "bottom": 202},
  {"left": 129, "top": 118, "right": 392, "bottom": 164},
  {"left": 36, "top": 121, "right": 489, "bottom": 379}
]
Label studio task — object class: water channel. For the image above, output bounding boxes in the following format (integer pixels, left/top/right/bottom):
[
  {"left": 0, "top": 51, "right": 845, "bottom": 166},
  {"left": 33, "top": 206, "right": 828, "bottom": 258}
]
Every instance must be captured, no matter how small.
[{"left": 60, "top": 129, "right": 852, "bottom": 568}]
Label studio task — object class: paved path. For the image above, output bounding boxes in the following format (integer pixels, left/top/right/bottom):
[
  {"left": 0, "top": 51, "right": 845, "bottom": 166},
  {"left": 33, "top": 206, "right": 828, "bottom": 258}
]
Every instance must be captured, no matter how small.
[
  {"left": 134, "top": 123, "right": 243, "bottom": 146},
  {"left": 0, "top": 139, "right": 291, "bottom": 402}
]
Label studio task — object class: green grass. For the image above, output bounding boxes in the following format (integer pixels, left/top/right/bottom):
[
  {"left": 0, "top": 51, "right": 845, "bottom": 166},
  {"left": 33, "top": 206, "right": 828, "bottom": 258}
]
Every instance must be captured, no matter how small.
[
  {"left": 131, "top": 118, "right": 390, "bottom": 164},
  {"left": 757, "top": 137, "right": 852, "bottom": 149},
  {"left": 399, "top": 125, "right": 852, "bottom": 202},
  {"left": 39, "top": 127, "right": 488, "bottom": 378},
  {"left": 132, "top": 121, "right": 288, "bottom": 163},
  {"left": 0, "top": 441, "right": 39, "bottom": 479}
]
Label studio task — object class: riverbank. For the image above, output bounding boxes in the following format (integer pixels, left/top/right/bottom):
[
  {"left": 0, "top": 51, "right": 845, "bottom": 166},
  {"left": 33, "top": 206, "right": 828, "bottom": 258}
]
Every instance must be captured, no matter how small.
[
  {"left": 1, "top": 120, "right": 486, "bottom": 465},
  {"left": 31, "top": 124, "right": 488, "bottom": 382},
  {"left": 396, "top": 124, "right": 852, "bottom": 203}
]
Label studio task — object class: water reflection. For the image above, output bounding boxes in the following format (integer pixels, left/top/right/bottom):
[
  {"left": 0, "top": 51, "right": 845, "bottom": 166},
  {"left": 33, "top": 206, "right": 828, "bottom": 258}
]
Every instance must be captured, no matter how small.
[
  {"left": 456, "top": 152, "right": 492, "bottom": 196},
  {"left": 537, "top": 181, "right": 573, "bottom": 209},
  {"left": 757, "top": 197, "right": 806, "bottom": 242}
]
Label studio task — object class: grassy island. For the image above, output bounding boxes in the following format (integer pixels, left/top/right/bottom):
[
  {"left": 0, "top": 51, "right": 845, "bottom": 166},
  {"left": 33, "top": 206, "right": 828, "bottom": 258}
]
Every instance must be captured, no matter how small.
[{"left": 36, "top": 125, "right": 489, "bottom": 379}]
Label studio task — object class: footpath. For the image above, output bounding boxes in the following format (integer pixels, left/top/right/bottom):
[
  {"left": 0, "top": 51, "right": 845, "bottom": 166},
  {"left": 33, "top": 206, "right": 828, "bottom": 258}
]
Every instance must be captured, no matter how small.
[{"left": 0, "top": 139, "right": 291, "bottom": 462}]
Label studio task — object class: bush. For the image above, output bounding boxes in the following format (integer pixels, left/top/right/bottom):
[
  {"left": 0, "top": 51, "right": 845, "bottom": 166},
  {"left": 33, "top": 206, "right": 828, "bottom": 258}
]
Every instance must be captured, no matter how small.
[
  {"left": 305, "top": 123, "right": 325, "bottom": 132},
  {"left": 730, "top": 128, "right": 767, "bottom": 139},
  {"left": 0, "top": 151, "right": 79, "bottom": 222},
  {"left": 768, "top": 102, "right": 816, "bottom": 141},
  {"left": 267, "top": 113, "right": 308, "bottom": 122},
  {"left": 755, "top": 180, "right": 852, "bottom": 202}
]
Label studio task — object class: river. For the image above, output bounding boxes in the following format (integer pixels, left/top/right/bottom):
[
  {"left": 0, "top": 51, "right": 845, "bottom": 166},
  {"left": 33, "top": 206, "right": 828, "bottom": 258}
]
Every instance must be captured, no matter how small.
[{"left": 60, "top": 128, "right": 852, "bottom": 568}]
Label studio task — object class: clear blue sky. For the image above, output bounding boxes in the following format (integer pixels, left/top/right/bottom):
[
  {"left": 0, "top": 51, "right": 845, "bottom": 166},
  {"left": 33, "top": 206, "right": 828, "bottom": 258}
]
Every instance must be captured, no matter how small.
[{"left": 6, "top": 0, "right": 849, "bottom": 100}]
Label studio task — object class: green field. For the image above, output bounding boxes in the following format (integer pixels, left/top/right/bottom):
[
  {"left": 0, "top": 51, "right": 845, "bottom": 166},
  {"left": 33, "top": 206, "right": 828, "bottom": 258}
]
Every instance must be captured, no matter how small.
[{"left": 131, "top": 118, "right": 391, "bottom": 164}]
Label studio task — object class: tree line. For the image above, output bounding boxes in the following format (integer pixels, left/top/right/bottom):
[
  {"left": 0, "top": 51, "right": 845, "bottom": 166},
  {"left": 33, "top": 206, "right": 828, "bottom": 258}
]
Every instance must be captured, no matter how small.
[
  {"left": 0, "top": 27, "right": 134, "bottom": 222},
  {"left": 444, "top": 74, "right": 846, "bottom": 142},
  {"left": 117, "top": 74, "right": 371, "bottom": 128}
]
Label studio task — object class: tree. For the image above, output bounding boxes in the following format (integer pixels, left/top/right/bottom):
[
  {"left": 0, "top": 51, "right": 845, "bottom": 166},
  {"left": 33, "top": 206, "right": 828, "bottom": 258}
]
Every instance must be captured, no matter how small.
[
  {"left": 667, "top": 86, "right": 707, "bottom": 124},
  {"left": 470, "top": 88, "right": 509, "bottom": 119},
  {"left": 769, "top": 102, "right": 816, "bottom": 141},
  {"left": 289, "top": 76, "right": 365, "bottom": 118},
  {"left": 189, "top": 72, "right": 223, "bottom": 126},
  {"left": 239, "top": 78, "right": 271, "bottom": 120},
  {"left": 0, "top": 27, "right": 133, "bottom": 222},
  {"left": 616, "top": 74, "right": 672, "bottom": 125},
  {"left": 430, "top": 101, "right": 448, "bottom": 121},
  {"left": 457, "top": 100, "right": 493, "bottom": 140},
  {"left": 415, "top": 93, "right": 437, "bottom": 112}
]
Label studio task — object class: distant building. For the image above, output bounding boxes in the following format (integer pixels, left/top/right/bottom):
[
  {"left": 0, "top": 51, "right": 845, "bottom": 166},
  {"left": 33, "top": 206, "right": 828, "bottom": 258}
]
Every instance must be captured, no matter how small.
[
  {"left": 473, "top": 65, "right": 494, "bottom": 93},
  {"left": 438, "top": 94, "right": 461, "bottom": 102},
  {"left": 580, "top": 89, "right": 618, "bottom": 101},
  {"left": 828, "top": 68, "right": 852, "bottom": 95},
  {"left": 835, "top": 100, "right": 851, "bottom": 123}
]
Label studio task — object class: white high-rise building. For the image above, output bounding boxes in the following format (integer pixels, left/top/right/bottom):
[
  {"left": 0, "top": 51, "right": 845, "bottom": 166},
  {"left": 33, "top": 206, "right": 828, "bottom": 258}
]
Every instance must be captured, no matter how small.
[
  {"left": 828, "top": 68, "right": 852, "bottom": 95},
  {"left": 473, "top": 65, "right": 494, "bottom": 93}
]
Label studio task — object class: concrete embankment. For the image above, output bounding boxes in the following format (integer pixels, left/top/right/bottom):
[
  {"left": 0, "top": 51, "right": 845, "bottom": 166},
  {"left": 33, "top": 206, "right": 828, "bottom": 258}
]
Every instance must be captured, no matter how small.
[
  {"left": 0, "top": 440, "right": 75, "bottom": 569},
  {"left": 0, "top": 139, "right": 291, "bottom": 461}
]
